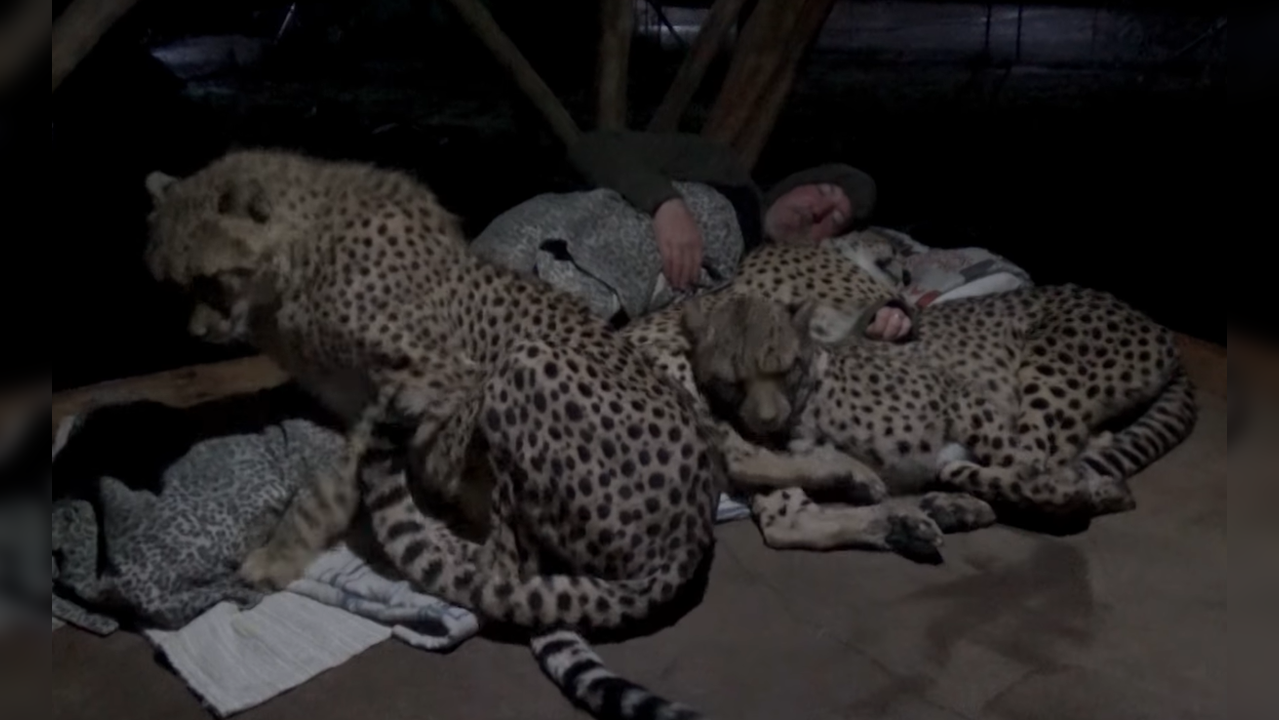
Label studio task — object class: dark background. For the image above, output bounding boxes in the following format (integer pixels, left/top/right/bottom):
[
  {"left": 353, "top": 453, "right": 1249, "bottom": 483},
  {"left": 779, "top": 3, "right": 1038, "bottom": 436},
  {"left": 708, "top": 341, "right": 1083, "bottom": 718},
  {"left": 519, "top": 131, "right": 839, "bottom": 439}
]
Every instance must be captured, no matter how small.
[{"left": 11, "top": 1, "right": 1250, "bottom": 392}]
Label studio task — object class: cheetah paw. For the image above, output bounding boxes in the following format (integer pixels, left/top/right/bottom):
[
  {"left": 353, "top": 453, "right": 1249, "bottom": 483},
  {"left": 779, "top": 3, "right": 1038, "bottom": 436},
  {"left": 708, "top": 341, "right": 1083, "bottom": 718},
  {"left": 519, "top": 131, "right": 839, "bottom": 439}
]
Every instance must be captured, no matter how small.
[
  {"left": 1078, "top": 466, "right": 1137, "bottom": 516},
  {"left": 239, "top": 546, "right": 311, "bottom": 592},
  {"left": 1044, "top": 462, "right": 1135, "bottom": 518},
  {"left": 919, "top": 492, "right": 998, "bottom": 533},
  {"left": 936, "top": 459, "right": 982, "bottom": 490},
  {"left": 801, "top": 444, "right": 889, "bottom": 504},
  {"left": 885, "top": 512, "right": 945, "bottom": 565}
]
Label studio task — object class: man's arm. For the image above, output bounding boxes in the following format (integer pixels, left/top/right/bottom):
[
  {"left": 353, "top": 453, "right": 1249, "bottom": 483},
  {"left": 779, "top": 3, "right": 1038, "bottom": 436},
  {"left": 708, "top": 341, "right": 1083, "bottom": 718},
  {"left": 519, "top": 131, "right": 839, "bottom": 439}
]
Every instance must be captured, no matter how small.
[
  {"left": 853, "top": 298, "right": 918, "bottom": 342},
  {"left": 566, "top": 129, "right": 755, "bottom": 215}
]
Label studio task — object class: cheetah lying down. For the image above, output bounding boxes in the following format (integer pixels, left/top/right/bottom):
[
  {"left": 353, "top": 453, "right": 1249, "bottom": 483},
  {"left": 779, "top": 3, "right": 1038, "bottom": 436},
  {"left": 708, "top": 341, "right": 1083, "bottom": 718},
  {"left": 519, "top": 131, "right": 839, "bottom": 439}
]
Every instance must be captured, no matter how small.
[
  {"left": 145, "top": 150, "right": 723, "bottom": 720},
  {"left": 621, "top": 242, "right": 957, "bottom": 559},
  {"left": 680, "top": 285, "right": 1198, "bottom": 538}
]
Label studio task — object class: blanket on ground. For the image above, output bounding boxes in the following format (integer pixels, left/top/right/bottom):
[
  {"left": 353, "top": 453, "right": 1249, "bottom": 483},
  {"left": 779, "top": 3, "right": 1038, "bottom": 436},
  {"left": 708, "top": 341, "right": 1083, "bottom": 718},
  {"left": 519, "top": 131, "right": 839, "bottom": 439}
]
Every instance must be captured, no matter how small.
[
  {"left": 46, "top": 393, "right": 752, "bottom": 716},
  {"left": 470, "top": 181, "right": 744, "bottom": 321},
  {"left": 51, "top": 399, "right": 344, "bottom": 633}
]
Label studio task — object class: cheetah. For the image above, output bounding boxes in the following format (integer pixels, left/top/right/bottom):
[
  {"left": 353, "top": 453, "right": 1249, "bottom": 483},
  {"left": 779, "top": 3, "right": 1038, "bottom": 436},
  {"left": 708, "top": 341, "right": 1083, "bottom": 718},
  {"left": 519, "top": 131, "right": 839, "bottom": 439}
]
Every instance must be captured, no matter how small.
[
  {"left": 144, "top": 149, "right": 722, "bottom": 720},
  {"left": 621, "top": 244, "right": 950, "bottom": 560},
  {"left": 679, "top": 286, "right": 1199, "bottom": 535}
]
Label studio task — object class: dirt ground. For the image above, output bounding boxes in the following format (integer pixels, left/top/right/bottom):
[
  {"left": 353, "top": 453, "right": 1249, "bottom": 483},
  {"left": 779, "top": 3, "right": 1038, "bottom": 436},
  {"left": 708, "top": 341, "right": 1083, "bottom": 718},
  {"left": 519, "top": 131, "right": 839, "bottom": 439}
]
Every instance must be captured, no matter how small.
[{"left": 38, "top": 382, "right": 1236, "bottom": 720}]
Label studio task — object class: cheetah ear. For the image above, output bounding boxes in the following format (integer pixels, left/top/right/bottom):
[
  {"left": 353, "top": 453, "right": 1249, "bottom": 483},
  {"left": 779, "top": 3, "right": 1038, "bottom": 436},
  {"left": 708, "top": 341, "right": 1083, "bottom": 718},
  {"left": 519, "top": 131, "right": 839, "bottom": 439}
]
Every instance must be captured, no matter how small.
[
  {"left": 217, "top": 178, "right": 272, "bottom": 224},
  {"left": 145, "top": 171, "right": 179, "bottom": 203},
  {"left": 681, "top": 298, "right": 710, "bottom": 340}
]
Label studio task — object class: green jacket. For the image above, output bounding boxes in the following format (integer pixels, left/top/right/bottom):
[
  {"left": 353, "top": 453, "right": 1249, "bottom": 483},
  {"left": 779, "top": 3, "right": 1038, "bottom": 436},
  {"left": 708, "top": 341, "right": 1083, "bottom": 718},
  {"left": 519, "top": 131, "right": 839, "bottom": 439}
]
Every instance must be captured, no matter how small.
[
  {"left": 566, "top": 130, "right": 765, "bottom": 250},
  {"left": 567, "top": 130, "right": 756, "bottom": 215},
  {"left": 566, "top": 130, "right": 878, "bottom": 252}
]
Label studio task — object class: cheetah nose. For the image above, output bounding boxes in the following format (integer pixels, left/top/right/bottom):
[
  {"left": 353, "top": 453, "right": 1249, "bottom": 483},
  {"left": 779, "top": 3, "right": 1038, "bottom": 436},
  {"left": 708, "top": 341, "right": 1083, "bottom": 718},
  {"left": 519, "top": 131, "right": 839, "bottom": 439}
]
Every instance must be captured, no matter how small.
[{"left": 749, "top": 397, "right": 790, "bottom": 433}]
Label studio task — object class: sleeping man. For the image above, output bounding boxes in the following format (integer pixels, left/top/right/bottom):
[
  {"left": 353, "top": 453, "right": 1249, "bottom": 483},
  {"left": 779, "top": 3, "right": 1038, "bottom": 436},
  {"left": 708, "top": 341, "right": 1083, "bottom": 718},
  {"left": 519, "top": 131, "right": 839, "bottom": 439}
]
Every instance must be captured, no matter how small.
[{"left": 471, "top": 129, "right": 1029, "bottom": 336}]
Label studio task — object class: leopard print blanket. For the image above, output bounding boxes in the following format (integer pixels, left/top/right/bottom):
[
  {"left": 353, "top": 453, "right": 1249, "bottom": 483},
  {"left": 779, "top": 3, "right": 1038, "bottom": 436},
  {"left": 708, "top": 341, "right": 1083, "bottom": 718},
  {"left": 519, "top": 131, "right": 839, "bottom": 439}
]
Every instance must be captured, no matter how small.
[
  {"left": 51, "top": 393, "right": 346, "bottom": 632},
  {"left": 470, "top": 181, "right": 744, "bottom": 320}
]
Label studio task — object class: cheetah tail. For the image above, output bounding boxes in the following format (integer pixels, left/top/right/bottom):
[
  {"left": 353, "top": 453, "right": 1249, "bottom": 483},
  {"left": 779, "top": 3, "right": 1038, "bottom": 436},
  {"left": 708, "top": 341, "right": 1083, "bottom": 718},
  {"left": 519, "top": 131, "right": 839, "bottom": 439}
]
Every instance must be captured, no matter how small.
[
  {"left": 362, "top": 462, "right": 709, "bottom": 720},
  {"left": 1077, "top": 365, "right": 1199, "bottom": 513},
  {"left": 361, "top": 413, "right": 707, "bottom": 636},
  {"left": 531, "top": 630, "right": 703, "bottom": 720}
]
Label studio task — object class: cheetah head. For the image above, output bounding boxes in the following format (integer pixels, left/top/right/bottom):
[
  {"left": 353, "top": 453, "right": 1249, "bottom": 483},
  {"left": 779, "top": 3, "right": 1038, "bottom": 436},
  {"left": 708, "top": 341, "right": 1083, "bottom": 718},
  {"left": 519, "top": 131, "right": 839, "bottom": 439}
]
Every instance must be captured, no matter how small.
[
  {"left": 144, "top": 161, "right": 286, "bottom": 345},
  {"left": 820, "top": 228, "right": 911, "bottom": 291},
  {"left": 681, "top": 294, "right": 818, "bottom": 442}
]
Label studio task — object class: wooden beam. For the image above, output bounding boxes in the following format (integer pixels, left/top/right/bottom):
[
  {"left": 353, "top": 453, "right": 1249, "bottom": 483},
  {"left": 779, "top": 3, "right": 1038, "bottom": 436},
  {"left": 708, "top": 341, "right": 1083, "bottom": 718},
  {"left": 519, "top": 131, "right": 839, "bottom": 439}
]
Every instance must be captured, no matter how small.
[
  {"left": 51, "top": 0, "right": 144, "bottom": 92},
  {"left": 39, "top": 332, "right": 1231, "bottom": 442},
  {"left": 0, "top": 0, "right": 51, "bottom": 95},
  {"left": 442, "top": 0, "right": 581, "bottom": 146},
  {"left": 51, "top": 355, "right": 289, "bottom": 434},
  {"left": 700, "top": 0, "right": 801, "bottom": 147},
  {"left": 647, "top": 0, "right": 752, "bottom": 133},
  {"left": 733, "top": 0, "right": 835, "bottom": 168},
  {"left": 596, "top": 0, "right": 635, "bottom": 130}
]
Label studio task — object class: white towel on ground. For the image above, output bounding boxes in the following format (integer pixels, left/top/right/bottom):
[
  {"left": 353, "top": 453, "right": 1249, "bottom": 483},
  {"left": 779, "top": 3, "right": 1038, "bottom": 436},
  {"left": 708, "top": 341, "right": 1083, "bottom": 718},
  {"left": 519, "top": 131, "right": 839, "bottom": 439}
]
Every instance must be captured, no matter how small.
[
  {"left": 144, "top": 593, "right": 392, "bottom": 718},
  {"left": 144, "top": 498, "right": 755, "bottom": 718}
]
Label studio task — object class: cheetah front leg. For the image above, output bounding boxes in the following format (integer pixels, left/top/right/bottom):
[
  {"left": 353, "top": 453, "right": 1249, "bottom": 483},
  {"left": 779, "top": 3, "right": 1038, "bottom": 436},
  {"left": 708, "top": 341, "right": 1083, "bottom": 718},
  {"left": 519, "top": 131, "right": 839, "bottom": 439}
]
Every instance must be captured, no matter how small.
[
  {"left": 240, "top": 353, "right": 485, "bottom": 591},
  {"left": 751, "top": 490, "right": 943, "bottom": 563},
  {"left": 720, "top": 429, "right": 888, "bottom": 505},
  {"left": 239, "top": 409, "right": 375, "bottom": 590}
]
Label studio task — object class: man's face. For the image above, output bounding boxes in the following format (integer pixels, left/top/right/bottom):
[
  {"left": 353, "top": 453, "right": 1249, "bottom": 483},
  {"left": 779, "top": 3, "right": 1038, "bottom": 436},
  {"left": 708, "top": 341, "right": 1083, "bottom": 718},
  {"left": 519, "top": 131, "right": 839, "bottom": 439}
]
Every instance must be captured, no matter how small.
[{"left": 764, "top": 183, "right": 854, "bottom": 245}]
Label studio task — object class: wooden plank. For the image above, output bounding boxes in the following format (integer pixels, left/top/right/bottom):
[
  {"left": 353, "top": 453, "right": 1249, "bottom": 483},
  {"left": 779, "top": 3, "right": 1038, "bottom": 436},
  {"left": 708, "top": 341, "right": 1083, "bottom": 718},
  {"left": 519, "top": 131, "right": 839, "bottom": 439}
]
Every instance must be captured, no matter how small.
[
  {"left": 733, "top": 0, "right": 835, "bottom": 168},
  {"left": 41, "top": 332, "right": 1235, "bottom": 443},
  {"left": 51, "top": 355, "right": 289, "bottom": 433},
  {"left": 596, "top": 0, "right": 635, "bottom": 130},
  {"left": 647, "top": 0, "right": 752, "bottom": 133},
  {"left": 51, "top": 0, "right": 144, "bottom": 92},
  {"left": 442, "top": 0, "right": 581, "bottom": 146},
  {"left": 701, "top": 0, "right": 800, "bottom": 147},
  {"left": 0, "top": 0, "right": 51, "bottom": 94}
]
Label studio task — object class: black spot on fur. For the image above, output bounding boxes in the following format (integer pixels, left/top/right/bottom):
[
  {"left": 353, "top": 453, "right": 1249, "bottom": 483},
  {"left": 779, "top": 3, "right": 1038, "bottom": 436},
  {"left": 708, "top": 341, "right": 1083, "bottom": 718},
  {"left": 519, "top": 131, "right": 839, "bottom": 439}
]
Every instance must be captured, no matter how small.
[
  {"left": 401, "top": 541, "right": 428, "bottom": 567},
  {"left": 386, "top": 521, "right": 424, "bottom": 541}
]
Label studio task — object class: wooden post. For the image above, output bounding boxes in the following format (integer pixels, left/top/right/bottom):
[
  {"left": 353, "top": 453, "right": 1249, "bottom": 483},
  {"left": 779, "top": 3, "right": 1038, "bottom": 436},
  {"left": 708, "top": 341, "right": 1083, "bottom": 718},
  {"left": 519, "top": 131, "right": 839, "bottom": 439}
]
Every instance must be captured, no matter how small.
[
  {"left": 647, "top": 0, "right": 752, "bottom": 133},
  {"left": 700, "top": 0, "right": 801, "bottom": 147},
  {"left": 1, "top": 0, "right": 51, "bottom": 94},
  {"left": 51, "top": 0, "right": 144, "bottom": 92},
  {"left": 597, "top": 0, "right": 634, "bottom": 130},
  {"left": 734, "top": 0, "right": 835, "bottom": 168},
  {"left": 443, "top": 0, "right": 581, "bottom": 146}
]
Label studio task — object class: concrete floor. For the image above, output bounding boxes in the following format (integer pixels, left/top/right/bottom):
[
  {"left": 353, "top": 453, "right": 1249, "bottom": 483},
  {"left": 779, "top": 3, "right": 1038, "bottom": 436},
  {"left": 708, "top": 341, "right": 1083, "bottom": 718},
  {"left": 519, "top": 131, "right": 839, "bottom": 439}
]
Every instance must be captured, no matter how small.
[{"left": 42, "top": 392, "right": 1232, "bottom": 720}]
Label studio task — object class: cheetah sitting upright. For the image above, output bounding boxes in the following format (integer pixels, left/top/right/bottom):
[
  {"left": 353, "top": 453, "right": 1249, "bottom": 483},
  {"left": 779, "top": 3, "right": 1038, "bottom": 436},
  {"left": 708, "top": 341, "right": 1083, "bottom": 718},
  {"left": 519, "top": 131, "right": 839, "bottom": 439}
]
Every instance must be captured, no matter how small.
[
  {"left": 679, "top": 285, "right": 1198, "bottom": 533},
  {"left": 145, "top": 149, "right": 724, "bottom": 720}
]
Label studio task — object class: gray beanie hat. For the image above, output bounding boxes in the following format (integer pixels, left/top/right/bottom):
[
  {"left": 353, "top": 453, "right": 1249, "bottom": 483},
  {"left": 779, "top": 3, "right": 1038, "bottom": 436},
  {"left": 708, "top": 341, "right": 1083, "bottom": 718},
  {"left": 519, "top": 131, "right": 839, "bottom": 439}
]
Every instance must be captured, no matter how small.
[{"left": 763, "top": 163, "right": 878, "bottom": 224}]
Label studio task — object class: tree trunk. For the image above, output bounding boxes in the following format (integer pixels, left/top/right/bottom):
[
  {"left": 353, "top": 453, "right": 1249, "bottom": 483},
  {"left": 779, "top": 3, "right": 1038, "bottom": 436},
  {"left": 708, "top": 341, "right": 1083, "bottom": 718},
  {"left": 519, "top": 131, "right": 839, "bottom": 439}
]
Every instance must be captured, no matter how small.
[
  {"left": 596, "top": 0, "right": 634, "bottom": 130},
  {"left": 734, "top": 0, "right": 835, "bottom": 168},
  {"left": 647, "top": 0, "right": 752, "bottom": 133},
  {"left": 51, "top": 0, "right": 143, "bottom": 92},
  {"left": 700, "top": 0, "right": 801, "bottom": 147},
  {"left": 443, "top": 0, "right": 581, "bottom": 146}
]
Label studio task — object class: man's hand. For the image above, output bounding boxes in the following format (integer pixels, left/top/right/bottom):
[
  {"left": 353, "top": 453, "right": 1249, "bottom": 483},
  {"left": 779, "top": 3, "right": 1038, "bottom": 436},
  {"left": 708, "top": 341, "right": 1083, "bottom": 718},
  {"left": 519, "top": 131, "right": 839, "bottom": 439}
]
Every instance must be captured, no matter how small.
[
  {"left": 653, "top": 198, "right": 704, "bottom": 291},
  {"left": 865, "top": 306, "right": 913, "bottom": 342}
]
